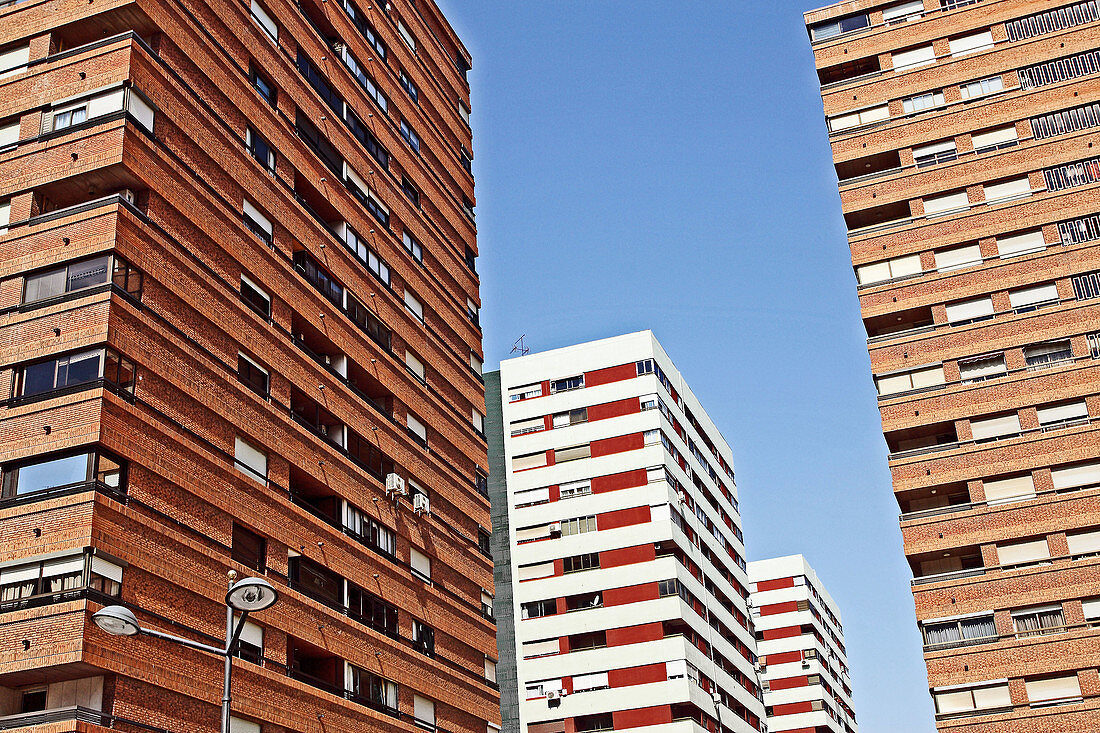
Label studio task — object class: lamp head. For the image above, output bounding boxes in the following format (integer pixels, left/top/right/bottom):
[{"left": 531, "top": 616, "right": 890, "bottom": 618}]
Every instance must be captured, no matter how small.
[
  {"left": 93, "top": 606, "right": 141, "bottom": 636},
  {"left": 226, "top": 577, "right": 279, "bottom": 612}
]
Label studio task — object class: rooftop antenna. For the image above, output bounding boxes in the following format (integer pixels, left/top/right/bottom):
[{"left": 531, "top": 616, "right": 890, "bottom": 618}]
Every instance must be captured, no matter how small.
[{"left": 511, "top": 334, "right": 530, "bottom": 356}]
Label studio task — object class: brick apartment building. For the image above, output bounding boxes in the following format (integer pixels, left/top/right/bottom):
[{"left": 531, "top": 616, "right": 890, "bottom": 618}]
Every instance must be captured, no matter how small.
[
  {"left": 748, "top": 555, "right": 856, "bottom": 733},
  {"left": 805, "top": 0, "right": 1100, "bottom": 728},
  {"left": 0, "top": 0, "right": 498, "bottom": 730},
  {"left": 486, "top": 332, "right": 766, "bottom": 733}
]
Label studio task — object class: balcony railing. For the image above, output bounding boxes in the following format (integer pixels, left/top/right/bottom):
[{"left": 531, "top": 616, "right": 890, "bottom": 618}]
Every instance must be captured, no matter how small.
[{"left": 0, "top": 707, "right": 113, "bottom": 730}]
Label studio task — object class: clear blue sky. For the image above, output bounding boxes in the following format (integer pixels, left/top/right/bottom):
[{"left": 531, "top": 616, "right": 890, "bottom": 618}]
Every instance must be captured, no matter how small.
[{"left": 438, "top": 1, "right": 933, "bottom": 730}]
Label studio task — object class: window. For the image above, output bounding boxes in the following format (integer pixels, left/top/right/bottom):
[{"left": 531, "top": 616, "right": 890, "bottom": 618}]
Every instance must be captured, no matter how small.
[
  {"left": 234, "top": 621, "right": 264, "bottom": 664},
  {"left": 552, "top": 408, "right": 587, "bottom": 428},
  {"left": 234, "top": 436, "right": 268, "bottom": 482},
  {"left": 1043, "top": 157, "right": 1100, "bottom": 193},
  {"left": 959, "top": 354, "right": 1007, "bottom": 383},
  {"left": 1019, "top": 49, "right": 1100, "bottom": 91},
  {"left": 348, "top": 586, "right": 399, "bottom": 636},
  {"left": 0, "top": 199, "right": 9, "bottom": 234},
  {"left": 237, "top": 353, "right": 269, "bottom": 396},
  {"left": 52, "top": 104, "right": 88, "bottom": 131},
  {"left": 1, "top": 449, "right": 124, "bottom": 500},
  {"left": 460, "top": 147, "right": 472, "bottom": 173},
  {"left": 0, "top": 118, "right": 18, "bottom": 149},
  {"left": 397, "top": 19, "right": 416, "bottom": 50},
  {"left": 232, "top": 524, "right": 266, "bottom": 571},
  {"left": 249, "top": 65, "right": 278, "bottom": 106},
  {"left": 24, "top": 254, "right": 142, "bottom": 305},
  {"left": 459, "top": 102, "right": 471, "bottom": 125},
  {"left": 1031, "top": 102, "right": 1100, "bottom": 140},
  {"left": 470, "top": 351, "right": 483, "bottom": 375},
  {"left": 250, "top": 0, "right": 278, "bottom": 38},
  {"left": 827, "top": 104, "right": 889, "bottom": 132},
  {"left": 573, "top": 671, "right": 609, "bottom": 693},
  {"left": 464, "top": 244, "right": 477, "bottom": 269},
  {"left": 1038, "top": 401, "right": 1089, "bottom": 430},
  {"left": 658, "top": 578, "right": 679, "bottom": 597},
  {"left": 243, "top": 199, "right": 273, "bottom": 243},
  {"left": 997, "top": 230, "right": 1046, "bottom": 258},
  {"left": 560, "top": 515, "right": 596, "bottom": 536},
  {"left": 400, "top": 70, "right": 419, "bottom": 103},
  {"left": 240, "top": 275, "right": 271, "bottom": 317},
  {"left": 404, "top": 290, "right": 424, "bottom": 321},
  {"left": 1025, "top": 675, "right": 1082, "bottom": 706},
  {"left": 509, "top": 383, "right": 544, "bottom": 401},
  {"left": 345, "top": 506, "right": 396, "bottom": 555},
  {"left": 892, "top": 45, "right": 936, "bottom": 72},
  {"left": 996, "top": 538, "right": 1050, "bottom": 566},
  {"left": 913, "top": 140, "right": 957, "bottom": 168},
  {"left": 401, "top": 176, "right": 420, "bottom": 207},
  {"left": 403, "top": 230, "right": 423, "bottom": 262},
  {"left": 510, "top": 417, "right": 544, "bottom": 436},
  {"left": 563, "top": 552, "right": 600, "bottom": 573},
  {"left": 924, "top": 190, "right": 970, "bottom": 217},
  {"left": 857, "top": 253, "right": 922, "bottom": 284},
  {"left": 574, "top": 714, "right": 613, "bottom": 733},
  {"left": 644, "top": 429, "right": 660, "bottom": 445},
  {"left": 1009, "top": 283, "right": 1059, "bottom": 313},
  {"left": 1024, "top": 340, "right": 1073, "bottom": 370},
  {"left": 14, "top": 347, "right": 135, "bottom": 400},
  {"left": 513, "top": 451, "right": 548, "bottom": 471},
  {"left": 875, "top": 365, "right": 945, "bottom": 395},
  {"left": 882, "top": 0, "right": 925, "bottom": 23},
  {"left": 949, "top": 30, "right": 994, "bottom": 58},
  {"left": 341, "top": 0, "right": 387, "bottom": 60},
  {"left": 902, "top": 91, "right": 945, "bottom": 114},
  {"left": 407, "top": 413, "right": 428, "bottom": 446},
  {"left": 413, "top": 695, "right": 435, "bottom": 730},
  {"left": 246, "top": 127, "right": 276, "bottom": 171},
  {"left": 934, "top": 244, "right": 983, "bottom": 272},
  {"left": 412, "top": 619, "right": 435, "bottom": 656},
  {"left": 337, "top": 48, "right": 387, "bottom": 113},
  {"left": 971, "top": 125, "right": 1018, "bottom": 153},
  {"left": 559, "top": 480, "right": 591, "bottom": 499},
  {"left": 970, "top": 413, "right": 1021, "bottom": 442},
  {"left": 808, "top": 12, "right": 869, "bottom": 41},
  {"left": 1073, "top": 270, "right": 1100, "bottom": 300},
  {"left": 1090, "top": 332, "right": 1100, "bottom": 359},
  {"left": 0, "top": 44, "right": 30, "bottom": 80},
  {"left": 1067, "top": 528, "right": 1100, "bottom": 557},
  {"left": 945, "top": 297, "right": 994, "bottom": 325},
  {"left": 960, "top": 76, "right": 1003, "bottom": 100},
  {"left": 342, "top": 226, "right": 390, "bottom": 285},
  {"left": 0, "top": 550, "right": 123, "bottom": 605},
  {"left": 1013, "top": 605, "right": 1065, "bottom": 637},
  {"left": 550, "top": 375, "right": 584, "bottom": 393},
  {"left": 467, "top": 298, "right": 480, "bottom": 326},
  {"left": 983, "top": 176, "right": 1031, "bottom": 203},
  {"left": 983, "top": 475, "right": 1036, "bottom": 505},
  {"left": 410, "top": 547, "right": 431, "bottom": 581},
  {"left": 933, "top": 682, "right": 1010, "bottom": 715},
  {"left": 922, "top": 615, "right": 996, "bottom": 648},
  {"left": 1006, "top": 1, "right": 1098, "bottom": 42},
  {"left": 405, "top": 350, "right": 426, "bottom": 382},
  {"left": 472, "top": 408, "right": 485, "bottom": 435},
  {"left": 554, "top": 445, "right": 590, "bottom": 463},
  {"left": 523, "top": 638, "right": 560, "bottom": 658},
  {"left": 347, "top": 665, "right": 398, "bottom": 711},
  {"left": 400, "top": 120, "right": 421, "bottom": 153},
  {"left": 477, "top": 527, "right": 491, "bottom": 556},
  {"left": 290, "top": 558, "right": 341, "bottom": 608}
]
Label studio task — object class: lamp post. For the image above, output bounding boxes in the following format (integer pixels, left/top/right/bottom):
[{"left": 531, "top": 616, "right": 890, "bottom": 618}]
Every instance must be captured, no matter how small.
[{"left": 93, "top": 571, "right": 279, "bottom": 733}]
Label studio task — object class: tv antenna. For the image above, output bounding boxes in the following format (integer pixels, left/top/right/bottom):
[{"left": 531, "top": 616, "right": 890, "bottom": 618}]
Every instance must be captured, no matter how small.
[{"left": 511, "top": 334, "right": 530, "bottom": 356}]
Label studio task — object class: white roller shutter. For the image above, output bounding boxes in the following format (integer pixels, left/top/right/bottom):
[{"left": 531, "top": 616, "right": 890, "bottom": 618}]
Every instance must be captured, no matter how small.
[
  {"left": 934, "top": 689, "right": 975, "bottom": 714},
  {"left": 1037, "top": 401, "right": 1088, "bottom": 426},
  {"left": 1025, "top": 675, "right": 1081, "bottom": 703},
  {"left": 935, "top": 244, "right": 983, "bottom": 272},
  {"left": 876, "top": 373, "right": 914, "bottom": 395},
  {"left": 404, "top": 290, "right": 423, "bottom": 320},
  {"left": 972, "top": 684, "right": 1012, "bottom": 709},
  {"left": 510, "top": 417, "right": 544, "bottom": 435},
  {"left": 517, "top": 562, "right": 555, "bottom": 581},
  {"left": 1009, "top": 283, "right": 1059, "bottom": 309},
  {"left": 983, "top": 475, "right": 1035, "bottom": 504},
  {"left": 513, "top": 452, "right": 547, "bottom": 471},
  {"left": 0, "top": 121, "right": 16, "bottom": 148},
  {"left": 828, "top": 104, "right": 889, "bottom": 132},
  {"left": 405, "top": 351, "right": 425, "bottom": 380},
  {"left": 0, "top": 562, "right": 44, "bottom": 584},
  {"left": 126, "top": 90, "right": 155, "bottom": 132},
  {"left": 910, "top": 365, "right": 946, "bottom": 389},
  {"left": 1051, "top": 462, "right": 1100, "bottom": 490},
  {"left": 413, "top": 695, "right": 435, "bottom": 727},
  {"left": 238, "top": 619, "right": 263, "bottom": 649},
  {"left": 230, "top": 718, "right": 261, "bottom": 733},
  {"left": 972, "top": 126, "right": 1018, "bottom": 151},
  {"left": 856, "top": 262, "right": 891, "bottom": 285},
  {"left": 882, "top": 0, "right": 925, "bottom": 22},
  {"left": 572, "top": 672, "right": 608, "bottom": 692},
  {"left": 410, "top": 548, "right": 431, "bottom": 579},
  {"left": 889, "top": 255, "right": 922, "bottom": 278},
  {"left": 913, "top": 139, "right": 957, "bottom": 160},
  {"left": 946, "top": 297, "right": 994, "bottom": 324},
  {"left": 515, "top": 524, "right": 551, "bottom": 543},
  {"left": 997, "top": 230, "right": 1046, "bottom": 257},
  {"left": 90, "top": 556, "right": 124, "bottom": 583},
  {"left": 971, "top": 414, "right": 1021, "bottom": 441},
  {"left": 514, "top": 486, "right": 550, "bottom": 505},
  {"left": 1067, "top": 529, "right": 1100, "bottom": 556},
  {"left": 406, "top": 413, "right": 427, "bottom": 442},
  {"left": 893, "top": 45, "right": 936, "bottom": 71},
  {"left": 41, "top": 556, "right": 85, "bottom": 577},
  {"left": 86, "top": 88, "right": 125, "bottom": 119},
  {"left": 959, "top": 355, "right": 1006, "bottom": 382},
  {"left": 0, "top": 44, "right": 30, "bottom": 79},
  {"left": 234, "top": 437, "right": 267, "bottom": 480},
  {"left": 924, "top": 191, "right": 970, "bottom": 216},
  {"left": 484, "top": 658, "right": 497, "bottom": 682},
  {"left": 983, "top": 177, "right": 1031, "bottom": 203},
  {"left": 1082, "top": 598, "right": 1100, "bottom": 620},
  {"left": 949, "top": 31, "right": 994, "bottom": 57},
  {"left": 242, "top": 200, "right": 272, "bottom": 238},
  {"left": 250, "top": 0, "right": 278, "bottom": 39},
  {"left": 996, "top": 539, "right": 1050, "bottom": 566},
  {"left": 522, "top": 638, "right": 560, "bottom": 658}
]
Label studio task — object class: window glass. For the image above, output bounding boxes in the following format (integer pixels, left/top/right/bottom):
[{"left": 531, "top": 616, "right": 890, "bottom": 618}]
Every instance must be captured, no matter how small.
[{"left": 7, "top": 453, "right": 89, "bottom": 496}]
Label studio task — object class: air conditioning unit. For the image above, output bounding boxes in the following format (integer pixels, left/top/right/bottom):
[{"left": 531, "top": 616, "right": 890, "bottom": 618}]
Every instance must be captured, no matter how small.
[
  {"left": 413, "top": 493, "right": 430, "bottom": 516},
  {"left": 118, "top": 189, "right": 136, "bottom": 204},
  {"left": 385, "top": 473, "right": 407, "bottom": 497},
  {"left": 802, "top": 660, "right": 811, "bottom": 669},
  {"left": 548, "top": 522, "right": 562, "bottom": 535}
]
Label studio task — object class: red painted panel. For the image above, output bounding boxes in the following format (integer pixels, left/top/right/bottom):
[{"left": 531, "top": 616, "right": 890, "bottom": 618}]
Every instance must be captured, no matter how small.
[
  {"left": 607, "top": 622, "right": 663, "bottom": 647},
  {"left": 613, "top": 705, "right": 671, "bottom": 730},
  {"left": 585, "top": 362, "right": 638, "bottom": 387},
  {"left": 600, "top": 544, "right": 655, "bottom": 569},
  {"left": 588, "top": 397, "right": 640, "bottom": 421},
  {"left": 597, "top": 505, "right": 652, "bottom": 531},
  {"left": 765, "top": 650, "right": 803, "bottom": 665},
  {"left": 608, "top": 663, "right": 667, "bottom": 688},
  {"left": 773, "top": 701, "right": 814, "bottom": 716},
  {"left": 549, "top": 485, "right": 561, "bottom": 501},
  {"left": 768, "top": 675, "right": 809, "bottom": 691},
  {"left": 591, "top": 433, "right": 644, "bottom": 457},
  {"left": 592, "top": 468, "right": 648, "bottom": 494},
  {"left": 604, "top": 582, "right": 658, "bottom": 607},
  {"left": 756, "top": 576, "right": 796, "bottom": 592},
  {"left": 762, "top": 626, "right": 802, "bottom": 641},
  {"left": 760, "top": 600, "right": 799, "bottom": 616}
]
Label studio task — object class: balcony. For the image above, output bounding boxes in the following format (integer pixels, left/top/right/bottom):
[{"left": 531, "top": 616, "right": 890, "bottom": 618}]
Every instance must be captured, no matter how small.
[{"left": 910, "top": 546, "right": 984, "bottom": 585}]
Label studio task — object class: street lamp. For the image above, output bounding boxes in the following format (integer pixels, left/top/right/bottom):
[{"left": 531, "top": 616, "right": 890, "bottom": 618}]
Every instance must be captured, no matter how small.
[{"left": 93, "top": 571, "right": 278, "bottom": 733}]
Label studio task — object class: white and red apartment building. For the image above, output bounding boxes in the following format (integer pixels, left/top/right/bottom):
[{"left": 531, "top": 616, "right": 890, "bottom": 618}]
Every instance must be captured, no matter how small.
[
  {"left": 484, "top": 331, "right": 766, "bottom": 733},
  {"left": 748, "top": 556, "right": 857, "bottom": 733}
]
